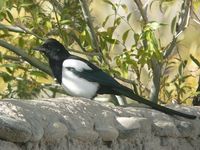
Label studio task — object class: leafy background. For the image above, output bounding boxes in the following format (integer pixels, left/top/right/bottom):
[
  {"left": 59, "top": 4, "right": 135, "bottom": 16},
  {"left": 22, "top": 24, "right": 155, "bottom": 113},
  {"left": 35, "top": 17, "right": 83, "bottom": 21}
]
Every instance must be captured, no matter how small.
[{"left": 1, "top": 0, "right": 200, "bottom": 105}]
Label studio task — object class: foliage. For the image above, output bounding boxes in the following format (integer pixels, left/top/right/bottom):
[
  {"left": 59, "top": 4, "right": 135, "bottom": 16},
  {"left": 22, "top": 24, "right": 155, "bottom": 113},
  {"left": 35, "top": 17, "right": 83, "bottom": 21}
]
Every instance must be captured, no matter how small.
[{"left": 0, "top": 0, "right": 200, "bottom": 104}]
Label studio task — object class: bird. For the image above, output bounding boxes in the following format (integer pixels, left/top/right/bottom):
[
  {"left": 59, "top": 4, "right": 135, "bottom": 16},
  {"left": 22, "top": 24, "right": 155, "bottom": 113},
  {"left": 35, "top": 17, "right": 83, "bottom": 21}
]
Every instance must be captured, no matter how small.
[{"left": 33, "top": 38, "right": 196, "bottom": 119}]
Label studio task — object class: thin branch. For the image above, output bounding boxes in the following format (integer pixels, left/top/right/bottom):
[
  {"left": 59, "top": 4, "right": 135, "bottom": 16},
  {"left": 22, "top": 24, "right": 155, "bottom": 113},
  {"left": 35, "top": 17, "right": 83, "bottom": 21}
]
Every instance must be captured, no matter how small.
[
  {"left": 79, "top": 0, "right": 115, "bottom": 72},
  {"left": 49, "top": 0, "right": 63, "bottom": 13},
  {"left": 46, "top": 27, "right": 89, "bottom": 52},
  {"left": 0, "top": 40, "right": 52, "bottom": 76},
  {"left": 116, "top": 13, "right": 136, "bottom": 33},
  {"left": 78, "top": 0, "right": 101, "bottom": 53},
  {"left": 163, "top": 37, "right": 177, "bottom": 59},
  {"left": 40, "top": 83, "right": 66, "bottom": 95},
  {"left": 0, "top": 23, "right": 45, "bottom": 41},
  {"left": 0, "top": 23, "right": 25, "bottom": 33},
  {"left": 192, "top": 18, "right": 200, "bottom": 25},
  {"left": 114, "top": 74, "right": 137, "bottom": 85},
  {"left": 69, "top": 48, "right": 100, "bottom": 56},
  {"left": 191, "top": 6, "right": 200, "bottom": 25},
  {"left": 51, "top": 0, "right": 66, "bottom": 43},
  {"left": 2, "top": 55, "right": 22, "bottom": 61},
  {"left": 69, "top": 32, "right": 87, "bottom": 52},
  {"left": 15, "top": 23, "right": 46, "bottom": 41},
  {"left": 163, "top": 0, "right": 191, "bottom": 59},
  {"left": 133, "top": 0, "right": 148, "bottom": 23}
]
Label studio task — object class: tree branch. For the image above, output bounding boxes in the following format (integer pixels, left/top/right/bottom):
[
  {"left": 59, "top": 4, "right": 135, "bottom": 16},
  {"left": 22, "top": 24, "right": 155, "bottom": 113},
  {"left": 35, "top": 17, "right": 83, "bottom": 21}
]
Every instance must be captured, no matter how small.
[
  {"left": 149, "top": 57, "right": 162, "bottom": 103},
  {"left": 78, "top": 0, "right": 101, "bottom": 54},
  {"left": 164, "top": 0, "right": 191, "bottom": 59},
  {"left": 0, "top": 23, "right": 25, "bottom": 33},
  {"left": 15, "top": 23, "right": 45, "bottom": 41},
  {"left": 133, "top": 0, "right": 148, "bottom": 23},
  {"left": 2, "top": 55, "right": 21, "bottom": 61},
  {"left": 0, "top": 40, "right": 52, "bottom": 76},
  {"left": 0, "top": 23, "right": 45, "bottom": 41},
  {"left": 191, "top": 4, "right": 200, "bottom": 25}
]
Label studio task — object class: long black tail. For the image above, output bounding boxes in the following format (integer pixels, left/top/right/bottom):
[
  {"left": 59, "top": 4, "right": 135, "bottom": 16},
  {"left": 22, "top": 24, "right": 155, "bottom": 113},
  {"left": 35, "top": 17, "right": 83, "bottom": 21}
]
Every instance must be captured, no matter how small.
[{"left": 115, "top": 86, "right": 196, "bottom": 119}]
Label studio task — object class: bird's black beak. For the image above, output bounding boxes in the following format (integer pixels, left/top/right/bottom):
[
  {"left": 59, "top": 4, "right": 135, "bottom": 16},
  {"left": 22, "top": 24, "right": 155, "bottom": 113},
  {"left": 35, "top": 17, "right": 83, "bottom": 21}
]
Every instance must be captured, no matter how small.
[{"left": 33, "top": 46, "right": 46, "bottom": 52}]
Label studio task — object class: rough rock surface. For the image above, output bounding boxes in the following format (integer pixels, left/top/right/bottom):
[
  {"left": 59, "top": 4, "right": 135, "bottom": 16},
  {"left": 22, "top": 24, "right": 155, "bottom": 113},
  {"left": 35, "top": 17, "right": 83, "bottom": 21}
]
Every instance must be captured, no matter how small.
[{"left": 0, "top": 97, "right": 199, "bottom": 150}]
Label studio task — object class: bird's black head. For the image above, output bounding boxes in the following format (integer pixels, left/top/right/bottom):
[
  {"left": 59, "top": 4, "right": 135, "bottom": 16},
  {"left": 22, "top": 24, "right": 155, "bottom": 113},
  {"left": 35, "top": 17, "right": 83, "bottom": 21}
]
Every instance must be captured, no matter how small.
[{"left": 33, "top": 38, "right": 70, "bottom": 59}]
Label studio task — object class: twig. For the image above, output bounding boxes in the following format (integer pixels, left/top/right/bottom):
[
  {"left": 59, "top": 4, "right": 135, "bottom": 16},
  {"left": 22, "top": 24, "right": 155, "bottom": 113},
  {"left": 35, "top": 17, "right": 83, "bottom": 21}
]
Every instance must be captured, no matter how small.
[
  {"left": 69, "top": 48, "right": 100, "bottom": 56},
  {"left": 15, "top": 23, "right": 46, "bottom": 41},
  {"left": 40, "top": 83, "right": 66, "bottom": 95},
  {"left": 69, "top": 32, "right": 87, "bottom": 52},
  {"left": 78, "top": 0, "right": 101, "bottom": 54},
  {"left": 191, "top": 6, "right": 200, "bottom": 25},
  {"left": 114, "top": 74, "right": 137, "bottom": 85},
  {"left": 79, "top": 0, "right": 114, "bottom": 71},
  {"left": 117, "top": 13, "right": 136, "bottom": 33},
  {"left": 0, "top": 23, "right": 25, "bottom": 33},
  {"left": 133, "top": 0, "right": 148, "bottom": 23},
  {"left": 163, "top": 37, "right": 177, "bottom": 59},
  {"left": 2, "top": 55, "right": 22, "bottom": 61},
  {"left": 0, "top": 23, "right": 45, "bottom": 41},
  {"left": 51, "top": 0, "right": 67, "bottom": 43},
  {"left": 49, "top": 0, "right": 63, "bottom": 13},
  {"left": 164, "top": 0, "right": 191, "bottom": 58}
]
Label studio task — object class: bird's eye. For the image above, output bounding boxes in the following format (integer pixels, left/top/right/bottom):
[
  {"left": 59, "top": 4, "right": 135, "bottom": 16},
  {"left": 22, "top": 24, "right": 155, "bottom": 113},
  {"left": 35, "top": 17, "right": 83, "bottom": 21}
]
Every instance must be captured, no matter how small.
[{"left": 66, "top": 67, "right": 75, "bottom": 71}]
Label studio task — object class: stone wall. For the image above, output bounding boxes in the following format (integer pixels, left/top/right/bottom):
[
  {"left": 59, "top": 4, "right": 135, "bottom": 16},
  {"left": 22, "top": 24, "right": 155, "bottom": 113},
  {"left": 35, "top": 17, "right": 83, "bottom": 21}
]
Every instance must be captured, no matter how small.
[{"left": 0, "top": 97, "right": 199, "bottom": 150}]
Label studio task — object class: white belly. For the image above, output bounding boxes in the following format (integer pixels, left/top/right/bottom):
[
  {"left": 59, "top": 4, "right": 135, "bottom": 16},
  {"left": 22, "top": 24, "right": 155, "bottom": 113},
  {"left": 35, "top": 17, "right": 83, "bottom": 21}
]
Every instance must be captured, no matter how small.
[{"left": 61, "top": 70, "right": 99, "bottom": 99}]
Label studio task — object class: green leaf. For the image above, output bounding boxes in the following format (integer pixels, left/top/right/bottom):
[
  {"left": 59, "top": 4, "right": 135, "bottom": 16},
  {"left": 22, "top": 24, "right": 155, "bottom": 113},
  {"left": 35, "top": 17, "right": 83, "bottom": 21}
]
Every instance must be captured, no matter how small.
[
  {"left": 0, "top": 72, "right": 13, "bottom": 82},
  {"left": 0, "top": 63, "right": 19, "bottom": 68},
  {"left": 103, "top": 36, "right": 118, "bottom": 44},
  {"left": 20, "top": 3, "right": 33, "bottom": 8},
  {"left": 171, "top": 16, "right": 177, "bottom": 34},
  {"left": 121, "top": 4, "right": 128, "bottom": 13},
  {"left": 178, "top": 61, "right": 187, "bottom": 75},
  {"left": 114, "top": 17, "right": 121, "bottom": 26},
  {"left": 6, "top": 9, "right": 14, "bottom": 23},
  {"left": 30, "top": 70, "right": 48, "bottom": 79},
  {"left": 19, "top": 37, "right": 24, "bottom": 47},
  {"left": 60, "top": 20, "right": 71, "bottom": 25},
  {"left": 102, "top": 15, "right": 111, "bottom": 27},
  {"left": 148, "top": 22, "right": 161, "bottom": 30},
  {"left": 0, "top": 52, "right": 2, "bottom": 62},
  {"left": 107, "top": 26, "right": 117, "bottom": 36},
  {"left": 122, "top": 29, "right": 130, "bottom": 44},
  {"left": 127, "top": 13, "right": 132, "bottom": 22},
  {"left": 190, "top": 54, "right": 200, "bottom": 68},
  {"left": 103, "top": 0, "right": 116, "bottom": 12},
  {"left": 133, "top": 33, "right": 140, "bottom": 42},
  {"left": 6, "top": 67, "right": 13, "bottom": 74},
  {"left": 0, "top": 11, "right": 6, "bottom": 20}
]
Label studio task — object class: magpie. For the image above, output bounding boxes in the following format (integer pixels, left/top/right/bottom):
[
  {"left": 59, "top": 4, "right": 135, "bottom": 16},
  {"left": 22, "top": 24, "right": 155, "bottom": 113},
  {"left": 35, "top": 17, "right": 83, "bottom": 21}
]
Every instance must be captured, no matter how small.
[{"left": 33, "top": 38, "right": 196, "bottom": 119}]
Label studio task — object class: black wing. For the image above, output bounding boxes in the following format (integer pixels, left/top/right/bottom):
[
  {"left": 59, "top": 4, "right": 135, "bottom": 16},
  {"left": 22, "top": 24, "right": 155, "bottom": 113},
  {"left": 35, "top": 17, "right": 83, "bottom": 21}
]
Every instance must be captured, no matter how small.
[{"left": 68, "top": 55, "right": 122, "bottom": 94}]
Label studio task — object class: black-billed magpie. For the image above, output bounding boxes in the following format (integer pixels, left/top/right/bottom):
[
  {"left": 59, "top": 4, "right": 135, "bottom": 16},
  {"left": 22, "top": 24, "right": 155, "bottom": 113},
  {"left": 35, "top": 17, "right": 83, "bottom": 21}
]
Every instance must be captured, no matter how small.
[{"left": 33, "top": 38, "right": 196, "bottom": 119}]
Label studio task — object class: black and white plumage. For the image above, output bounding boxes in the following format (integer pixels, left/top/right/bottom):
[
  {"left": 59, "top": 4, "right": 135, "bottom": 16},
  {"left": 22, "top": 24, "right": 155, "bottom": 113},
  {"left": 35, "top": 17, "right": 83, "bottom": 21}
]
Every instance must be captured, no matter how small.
[{"left": 33, "top": 38, "right": 196, "bottom": 119}]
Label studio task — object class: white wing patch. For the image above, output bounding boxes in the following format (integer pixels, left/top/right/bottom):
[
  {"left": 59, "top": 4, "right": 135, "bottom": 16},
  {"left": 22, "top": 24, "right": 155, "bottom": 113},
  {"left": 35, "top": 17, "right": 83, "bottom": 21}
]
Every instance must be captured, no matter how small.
[
  {"left": 62, "top": 69, "right": 99, "bottom": 99},
  {"left": 63, "top": 59, "right": 92, "bottom": 71},
  {"left": 62, "top": 59, "right": 99, "bottom": 99}
]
